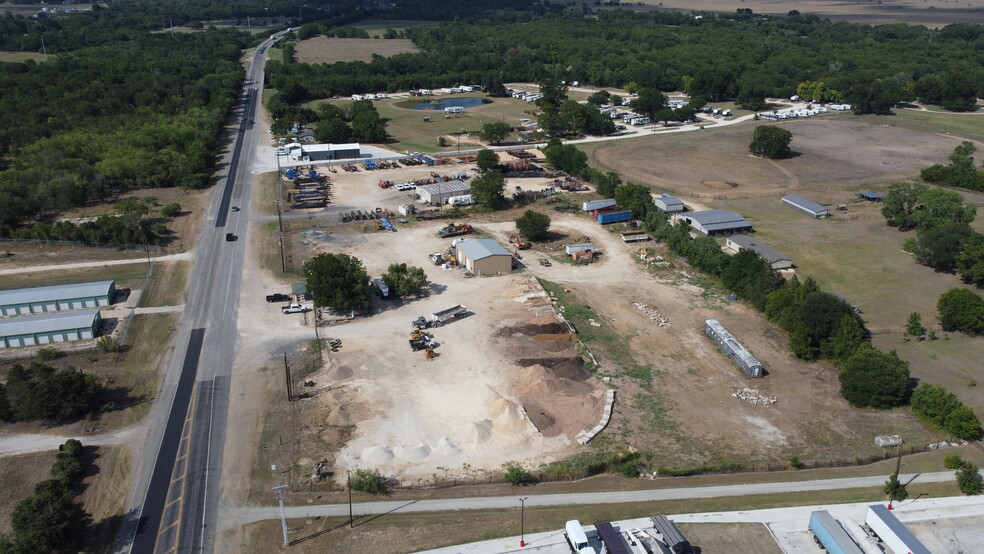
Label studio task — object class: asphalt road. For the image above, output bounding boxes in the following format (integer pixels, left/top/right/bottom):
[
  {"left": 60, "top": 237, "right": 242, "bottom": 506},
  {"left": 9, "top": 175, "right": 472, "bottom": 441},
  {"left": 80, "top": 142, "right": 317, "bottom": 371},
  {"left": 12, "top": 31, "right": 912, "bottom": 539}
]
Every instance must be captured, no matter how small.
[
  {"left": 232, "top": 470, "right": 958, "bottom": 524},
  {"left": 118, "top": 34, "right": 280, "bottom": 553}
]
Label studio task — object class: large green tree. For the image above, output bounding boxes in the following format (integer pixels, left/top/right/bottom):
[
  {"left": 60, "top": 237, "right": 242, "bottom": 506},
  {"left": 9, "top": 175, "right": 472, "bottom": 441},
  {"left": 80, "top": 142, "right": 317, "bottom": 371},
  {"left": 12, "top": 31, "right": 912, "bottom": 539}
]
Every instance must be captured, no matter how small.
[
  {"left": 479, "top": 122, "right": 511, "bottom": 145},
  {"left": 911, "top": 221, "right": 974, "bottom": 273},
  {"left": 476, "top": 149, "right": 500, "bottom": 172},
  {"left": 470, "top": 170, "right": 506, "bottom": 209},
  {"left": 515, "top": 210, "right": 551, "bottom": 241},
  {"left": 937, "top": 288, "right": 984, "bottom": 335},
  {"left": 749, "top": 125, "right": 793, "bottom": 159},
  {"left": 882, "top": 182, "right": 928, "bottom": 231},
  {"left": 303, "top": 253, "right": 372, "bottom": 313},
  {"left": 2, "top": 363, "right": 102, "bottom": 423},
  {"left": 629, "top": 87, "right": 667, "bottom": 120},
  {"left": 382, "top": 263, "right": 427, "bottom": 297},
  {"left": 957, "top": 234, "right": 984, "bottom": 287},
  {"left": 838, "top": 348, "right": 910, "bottom": 409},
  {"left": 7, "top": 479, "right": 88, "bottom": 553}
]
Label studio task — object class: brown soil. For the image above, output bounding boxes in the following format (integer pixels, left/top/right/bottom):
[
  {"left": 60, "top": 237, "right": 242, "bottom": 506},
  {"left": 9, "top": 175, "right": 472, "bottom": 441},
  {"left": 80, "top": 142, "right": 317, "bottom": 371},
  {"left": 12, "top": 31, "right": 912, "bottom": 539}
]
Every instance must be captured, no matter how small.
[{"left": 294, "top": 37, "right": 419, "bottom": 64}]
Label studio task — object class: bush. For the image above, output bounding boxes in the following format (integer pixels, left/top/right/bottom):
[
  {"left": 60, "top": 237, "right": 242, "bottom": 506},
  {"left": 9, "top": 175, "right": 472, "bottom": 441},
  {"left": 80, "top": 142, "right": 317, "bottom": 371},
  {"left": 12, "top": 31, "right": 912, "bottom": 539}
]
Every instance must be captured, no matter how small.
[
  {"left": 883, "top": 474, "right": 909, "bottom": 501},
  {"left": 937, "top": 288, "right": 984, "bottom": 335},
  {"left": 957, "top": 464, "right": 983, "bottom": 495},
  {"left": 96, "top": 335, "right": 120, "bottom": 353},
  {"left": 348, "top": 468, "right": 387, "bottom": 495},
  {"left": 159, "top": 202, "right": 181, "bottom": 217},
  {"left": 36, "top": 347, "right": 59, "bottom": 361},
  {"left": 945, "top": 454, "right": 968, "bottom": 470},
  {"left": 2, "top": 363, "right": 103, "bottom": 423},
  {"left": 504, "top": 465, "right": 533, "bottom": 486},
  {"left": 910, "top": 384, "right": 982, "bottom": 440}
]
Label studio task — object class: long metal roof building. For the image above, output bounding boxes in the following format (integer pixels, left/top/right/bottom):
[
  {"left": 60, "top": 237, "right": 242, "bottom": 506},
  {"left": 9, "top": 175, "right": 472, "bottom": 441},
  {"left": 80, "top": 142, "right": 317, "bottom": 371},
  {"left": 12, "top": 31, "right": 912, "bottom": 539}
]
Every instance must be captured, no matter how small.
[
  {"left": 680, "top": 210, "right": 752, "bottom": 236},
  {"left": 417, "top": 180, "right": 471, "bottom": 205},
  {"left": 781, "top": 194, "right": 829, "bottom": 218},
  {"left": 726, "top": 235, "right": 793, "bottom": 270},
  {"left": 705, "top": 319, "right": 763, "bottom": 378},
  {"left": 0, "top": 309, "right": 102, "bottom": 348},
  {"left": 0, "top": 280, "right": 116, "bottom": 316}
]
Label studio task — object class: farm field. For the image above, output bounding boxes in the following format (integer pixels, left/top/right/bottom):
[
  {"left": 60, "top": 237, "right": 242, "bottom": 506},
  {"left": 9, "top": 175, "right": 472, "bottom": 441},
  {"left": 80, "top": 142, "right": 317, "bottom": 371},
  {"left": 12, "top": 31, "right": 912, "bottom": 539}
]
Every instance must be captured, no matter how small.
[
  {"left": 634, "top": 0, "right": 984, "bottom": 27},
  {"left": 317, "top": 93, "right": 538, "bottom": 153},
  {"left": 294, "top": 36, "right": 419, "bottom": 64}
]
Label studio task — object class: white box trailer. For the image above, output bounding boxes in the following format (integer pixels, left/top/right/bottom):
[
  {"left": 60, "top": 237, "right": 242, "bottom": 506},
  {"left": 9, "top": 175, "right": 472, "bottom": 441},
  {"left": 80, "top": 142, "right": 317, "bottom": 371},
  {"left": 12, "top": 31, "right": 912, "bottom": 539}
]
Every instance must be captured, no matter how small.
[
  {"left": 582, "top": 199, "right": 617, "bottom": 211},
  {"left": 865, "top": 504, "right": 931, "bottom": 554}
]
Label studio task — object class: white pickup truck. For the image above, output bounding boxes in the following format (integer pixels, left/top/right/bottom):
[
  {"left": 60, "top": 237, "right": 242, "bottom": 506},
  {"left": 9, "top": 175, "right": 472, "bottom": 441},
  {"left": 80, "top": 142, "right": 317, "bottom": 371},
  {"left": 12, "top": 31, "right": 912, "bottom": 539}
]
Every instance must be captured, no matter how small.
[{"left": 281, "top": 303, "right": 311, "bottom": 314}]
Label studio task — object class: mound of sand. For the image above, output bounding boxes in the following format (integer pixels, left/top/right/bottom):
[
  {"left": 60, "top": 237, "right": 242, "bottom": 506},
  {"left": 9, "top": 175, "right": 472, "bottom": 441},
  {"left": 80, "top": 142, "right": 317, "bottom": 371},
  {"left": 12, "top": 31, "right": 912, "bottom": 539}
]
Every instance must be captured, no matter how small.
[
  {"left": 530, "top": 315, "right": 561, "bottom": 325},
  {"left": 515, "top": 364, "right": 594, "bottom": 397},
  {"left": 362, "top": 445, "right": 394, "bottom": 465},
  {"left": 433, "top": 437, "right": 459, "bottom": 457},
  {"left": 394, "top": 444, "right": 431, "bottom": 462},
  {"left": 469, "top": 420, "right": 494, "bottom": 445}
]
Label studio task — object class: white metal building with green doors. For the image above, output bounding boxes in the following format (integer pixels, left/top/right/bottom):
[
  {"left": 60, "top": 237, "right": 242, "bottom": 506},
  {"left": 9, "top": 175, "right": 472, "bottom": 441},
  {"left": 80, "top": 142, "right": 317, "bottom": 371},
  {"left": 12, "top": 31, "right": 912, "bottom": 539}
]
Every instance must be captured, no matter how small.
[
  {"left": 0, "top": 280, "right": 116, "bottom": 316},
  {"left": 0, "top": 309, "right": 102, "bottom": 348}
]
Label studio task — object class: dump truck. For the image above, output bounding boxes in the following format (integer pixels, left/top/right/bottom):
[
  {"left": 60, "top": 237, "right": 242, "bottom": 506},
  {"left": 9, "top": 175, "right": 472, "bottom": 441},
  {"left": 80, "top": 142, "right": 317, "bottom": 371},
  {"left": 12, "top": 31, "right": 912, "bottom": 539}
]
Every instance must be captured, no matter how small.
[
  {"left": 411, "top": 305, "right": 467, "bottom": 329},
  {"left": 436, "top": 223, "right": 474, "bottom": 238}
]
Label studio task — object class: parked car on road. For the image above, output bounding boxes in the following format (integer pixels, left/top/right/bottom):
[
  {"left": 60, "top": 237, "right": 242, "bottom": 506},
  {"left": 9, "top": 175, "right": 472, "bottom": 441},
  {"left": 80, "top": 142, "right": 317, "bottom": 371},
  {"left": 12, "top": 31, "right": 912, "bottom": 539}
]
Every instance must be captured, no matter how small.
[
  {"left": 539, "top": 258, "right": 552, "bottom": 267},
  {"left": 281, "top": 303, "right": 311, "bottom": 314},
  {"left": 225, "top": 233, "right": 237, "bottom": 242}
]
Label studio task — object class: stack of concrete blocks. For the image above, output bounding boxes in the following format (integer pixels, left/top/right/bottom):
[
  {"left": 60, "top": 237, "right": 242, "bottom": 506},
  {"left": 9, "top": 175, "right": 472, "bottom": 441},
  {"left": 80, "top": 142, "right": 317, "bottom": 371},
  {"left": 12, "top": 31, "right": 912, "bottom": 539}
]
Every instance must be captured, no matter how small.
[{"left": 576, "top": 389, "right": 616, "bottom": 445}]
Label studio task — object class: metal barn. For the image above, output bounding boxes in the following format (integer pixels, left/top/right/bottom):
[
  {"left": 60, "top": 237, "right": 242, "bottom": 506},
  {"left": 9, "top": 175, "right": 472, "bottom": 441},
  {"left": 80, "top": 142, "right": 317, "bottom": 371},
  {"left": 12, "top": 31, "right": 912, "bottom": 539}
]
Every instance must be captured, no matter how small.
[
  {"left": 680, "top": 210, "right": 752, "bottom": 236},
  {"left": 781, "top": 194, "right": 829, "bottom": 218},
  {"left": 0, "top": 309, "right": 102, "bottom": 348},
  {"left": 704, "top": 319, "right": 763, "bottom": 378},
  {"left": 417, "top": 180, "right": 471, "bottom": 205},
  {"left": 0, "top": 280, "right": 116, "bottom": 316}
]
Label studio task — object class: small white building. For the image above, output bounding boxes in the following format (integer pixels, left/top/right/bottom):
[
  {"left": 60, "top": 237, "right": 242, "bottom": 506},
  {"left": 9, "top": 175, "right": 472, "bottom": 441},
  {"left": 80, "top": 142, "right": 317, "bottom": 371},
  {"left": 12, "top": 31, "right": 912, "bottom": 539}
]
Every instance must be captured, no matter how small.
[{"left": 653, "top": 194, "right": 685, "bottom": 214}]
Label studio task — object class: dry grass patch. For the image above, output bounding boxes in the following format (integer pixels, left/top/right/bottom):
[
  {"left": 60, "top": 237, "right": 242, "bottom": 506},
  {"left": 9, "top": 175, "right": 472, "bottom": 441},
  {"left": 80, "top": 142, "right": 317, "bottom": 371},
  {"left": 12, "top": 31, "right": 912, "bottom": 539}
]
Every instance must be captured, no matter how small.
[
  {"left": 0, "top": 451, "right": 58, "bottom": 534},
  {"left": 677, "top": 522, "right": 782, "bottom": 554},
  {"left": 138, "top": 261, "right": 188, "bottom": 307},
  {"left": 294, "top": 37, "right": 419, "bottom": 64}
]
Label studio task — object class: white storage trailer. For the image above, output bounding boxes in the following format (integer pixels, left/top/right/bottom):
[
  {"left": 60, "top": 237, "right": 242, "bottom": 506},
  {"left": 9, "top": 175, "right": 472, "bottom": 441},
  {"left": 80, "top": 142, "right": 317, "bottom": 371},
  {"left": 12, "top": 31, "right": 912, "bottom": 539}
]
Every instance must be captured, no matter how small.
[
  {"left": 865, "top": 504, "right": 932, "bottom": 554},
  {"left": 582, "top": 199, "right": 617, "bottom": 212}
]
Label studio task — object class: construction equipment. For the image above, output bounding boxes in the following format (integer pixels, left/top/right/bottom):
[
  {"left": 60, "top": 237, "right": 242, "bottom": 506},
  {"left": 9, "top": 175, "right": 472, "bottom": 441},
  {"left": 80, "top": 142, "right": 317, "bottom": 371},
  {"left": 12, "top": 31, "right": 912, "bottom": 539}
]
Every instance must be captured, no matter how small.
[
  {"left": 436, "top": 223, "right": 474, "bottom": 238},
  {"left": 424, "top": 349, "right": 439, "bottom": 359},
  {"left": 509, "top": 236, "right": 531, "bottom": 250}
]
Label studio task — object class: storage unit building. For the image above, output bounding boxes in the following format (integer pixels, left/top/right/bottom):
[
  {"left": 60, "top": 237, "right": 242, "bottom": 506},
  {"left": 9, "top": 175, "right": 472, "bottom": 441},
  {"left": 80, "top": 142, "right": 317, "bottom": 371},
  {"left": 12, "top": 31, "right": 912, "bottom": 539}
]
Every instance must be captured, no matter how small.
[
  {"left": 726, "top": 235, "right": 793, "bottom": 270},
  {"left": 654, "top": 194, "right": 685, "bottom": 213},
  {"left": 680, "top": 210, "right": 752, "bottom": 236},
  {"left": 781, "top": 194, "right": 829, "bottom": 218},
  {"left": 454, "top": 239, "right": 513, "bottom": 276},
  {"left": 291, "top": 143, "right": 361, "bottom": 162},
  {"left": 0, "top": 309, "right": 101, "bottom": 348},
  {"left": 705, "top": 319, "right": 763, "bottom": 378},
  {"left": 565, "top": 244, "right": 595, "bottom": 255},
  {"left": 417, "top": 180, "right": 471, "bottom": 205},
  {"left": 865, "top": 504, "right": 931, "bottom": 554},
  {"left": 651, "top": 516, "right": 693, "bottom": 554},
  {"left": 0, "top": 280, "right": 116, "bottom": 316},
  {"left": 808, "top": 511, "right": 863, "bottom": 554}
]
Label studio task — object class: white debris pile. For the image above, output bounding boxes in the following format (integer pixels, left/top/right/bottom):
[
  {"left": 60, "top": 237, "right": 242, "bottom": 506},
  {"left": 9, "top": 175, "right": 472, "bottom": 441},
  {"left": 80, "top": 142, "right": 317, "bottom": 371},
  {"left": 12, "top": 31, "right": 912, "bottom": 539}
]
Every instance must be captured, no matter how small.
[
  {"left": 633, "top": 302, "right": 670, "bottom": 328},
  {"left": 732, "top": 387, "right": 776, "bottom": 405}
]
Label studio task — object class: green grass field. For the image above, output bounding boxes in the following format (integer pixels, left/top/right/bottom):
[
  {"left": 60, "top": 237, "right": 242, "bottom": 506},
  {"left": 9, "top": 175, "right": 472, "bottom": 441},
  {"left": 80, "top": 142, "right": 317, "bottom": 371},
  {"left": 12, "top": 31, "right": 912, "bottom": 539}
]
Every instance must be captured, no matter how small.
[
  {"left": 886, "top": 108, "right": 984, "bottom": 143},
  {"left": 315, "top": 94, "right": 537, "bottom": 153},
  {"left": 0, "top": 51, "right": 47, "bottom": 63}
]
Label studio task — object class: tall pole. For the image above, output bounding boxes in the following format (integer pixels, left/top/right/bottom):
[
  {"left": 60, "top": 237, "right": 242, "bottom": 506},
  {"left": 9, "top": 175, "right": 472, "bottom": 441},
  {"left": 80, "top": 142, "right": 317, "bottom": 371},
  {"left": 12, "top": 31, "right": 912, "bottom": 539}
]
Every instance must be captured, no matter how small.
[
  {"left": 40, "top": 33, "right": 47, "bottom": 61},
  {"left": 279, "top": 235, "right": 286, "bottom": 273},
  {"left": 348, "top": 471, "right": 354, "bottom": 528},
  {"left": 273, "top": 484, "right": 289, "bottom": 547},
  {"left": 283, "top": 352, "right": 293, "bottom": 401},
  {"left": 519, "top": 497, "right": 528, "bottom": 547},
  {"left": 888, "top": 446, "right": 903, "bottom": 510},
  {"left": 276, "top": 199, "right": 284, "bottom": 232}
]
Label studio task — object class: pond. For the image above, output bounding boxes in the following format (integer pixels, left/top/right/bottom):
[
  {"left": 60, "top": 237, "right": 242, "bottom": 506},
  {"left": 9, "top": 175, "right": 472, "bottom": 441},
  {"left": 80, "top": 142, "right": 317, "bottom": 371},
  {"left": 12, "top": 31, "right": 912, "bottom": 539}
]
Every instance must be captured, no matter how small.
[{"left": 409, "top": 97, "right": 489, "bottom": 110}]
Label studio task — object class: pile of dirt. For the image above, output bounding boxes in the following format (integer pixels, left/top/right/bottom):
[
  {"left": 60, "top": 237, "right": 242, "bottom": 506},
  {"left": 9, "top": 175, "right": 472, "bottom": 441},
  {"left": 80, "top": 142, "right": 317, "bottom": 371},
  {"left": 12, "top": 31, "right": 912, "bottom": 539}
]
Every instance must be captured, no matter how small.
[
  {"left": 515, "top": 357, "right": 590, "bottom": 380},
  {"left": 497, "top": 322, "right": 569, "bottom": 337},
  {"left": 515, "top": 364, "right": 594, "bottom": 398}
]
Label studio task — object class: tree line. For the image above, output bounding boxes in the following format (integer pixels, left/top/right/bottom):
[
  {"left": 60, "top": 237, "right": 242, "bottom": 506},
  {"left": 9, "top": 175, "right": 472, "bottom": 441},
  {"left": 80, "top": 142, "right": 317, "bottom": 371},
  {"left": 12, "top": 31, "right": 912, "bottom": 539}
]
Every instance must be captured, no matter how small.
[
  {"left": 0, "top": 27, "right": 246, "bottom": 236},
  {"left": 0, "top": 362, "right": 104, "bottom": 424},
  {"left": 0, "top": 439, "right": 92, "bottom": 553},
  {"left": 266, "top": 9, "right": 983, "bottom": 115}
]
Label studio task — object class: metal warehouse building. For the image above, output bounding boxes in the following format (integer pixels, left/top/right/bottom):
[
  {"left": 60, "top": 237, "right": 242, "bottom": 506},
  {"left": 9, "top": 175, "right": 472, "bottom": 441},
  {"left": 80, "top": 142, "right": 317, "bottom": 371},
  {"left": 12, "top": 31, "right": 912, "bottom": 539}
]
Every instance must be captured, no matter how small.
[
  {"left": 0, "top": 309, "right": 102, "bottom": 348},
  {"left": 653, "top": 194, "right": 685, "bottom": 213},
  {"left": 290, "top": 143, "right": 361, "bottom": 162},
  {"left": 417, "top": 180, "right": 471, "bottom": 205},
  {"left": 680, "top": 210, "right": 752, "bottom": 236},
  {"left": 726, "top": 235, "right": 793, "bottom": 270},
  {"left": 454, "top": 239, "right": 512, "bottom": 276},
  {"left": 705, "top": 319, "right": 763, "bottom": 378},
  {"left": 0, "top": 280, "right": 116, "bottom": 316},
  {"left": 781, "top": 194, "right": 829, "bottom": 218}
]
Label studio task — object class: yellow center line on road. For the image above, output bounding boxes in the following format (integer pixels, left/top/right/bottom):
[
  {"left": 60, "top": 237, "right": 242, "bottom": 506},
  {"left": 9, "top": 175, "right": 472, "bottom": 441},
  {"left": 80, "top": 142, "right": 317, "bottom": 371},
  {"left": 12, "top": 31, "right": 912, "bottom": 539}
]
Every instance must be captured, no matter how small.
[{"left": 156, "top": 382, "right": 201, "bottom": 552}]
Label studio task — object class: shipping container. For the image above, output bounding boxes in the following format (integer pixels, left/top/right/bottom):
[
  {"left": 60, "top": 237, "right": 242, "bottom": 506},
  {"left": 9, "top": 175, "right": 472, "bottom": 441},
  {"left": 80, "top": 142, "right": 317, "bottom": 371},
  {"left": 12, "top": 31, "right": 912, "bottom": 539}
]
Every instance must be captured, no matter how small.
[
  {"left": 594, "top": 522, "right": 631, "bottom": 554},
  {"left": 598, "top": 210, "right": 633, "bottom": 224},
  {"left": 565, "top": 244, "right": 595, "bottom": 255},
  {"left": 651, "top": 516, "right": 692, "bottom": 554},
  {"left": 809, "top": 511, "right": 863, "bottom": 554}
]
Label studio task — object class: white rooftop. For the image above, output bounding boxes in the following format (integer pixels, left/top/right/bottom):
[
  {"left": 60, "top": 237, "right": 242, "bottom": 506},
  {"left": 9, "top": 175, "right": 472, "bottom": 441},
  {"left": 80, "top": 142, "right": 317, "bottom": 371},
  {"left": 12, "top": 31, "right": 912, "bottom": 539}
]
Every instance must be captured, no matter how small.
[
  {"left": 456, "top": 239, "right": 511, "bottom": 260},
  {"left": 0, "top": 280, "right": 114, "bottom": 306},
  {"left": 0, "top": 309, "right": 100, "bottom": 336}
]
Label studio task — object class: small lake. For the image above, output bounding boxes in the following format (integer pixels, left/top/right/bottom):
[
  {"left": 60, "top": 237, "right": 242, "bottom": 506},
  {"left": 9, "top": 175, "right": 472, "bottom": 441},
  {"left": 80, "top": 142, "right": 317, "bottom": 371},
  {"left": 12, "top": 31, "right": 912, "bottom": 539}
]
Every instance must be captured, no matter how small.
[{"left": 409, "top": 97, "right": 489, "bottom": 110}]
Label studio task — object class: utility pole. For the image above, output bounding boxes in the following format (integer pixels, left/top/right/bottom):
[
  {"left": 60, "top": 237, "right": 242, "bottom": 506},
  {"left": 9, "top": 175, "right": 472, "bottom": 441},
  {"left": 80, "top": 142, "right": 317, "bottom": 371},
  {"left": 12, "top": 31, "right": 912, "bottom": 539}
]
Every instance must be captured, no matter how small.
[
  {"left": 276, "top": 199, "right": 284, "bottom": 232},
  {"left": 279, "top": 235, "right": 287, "bottom": 273},
  {"left": 519, "top": 497, "right": 528, "bottom": 547},
  {"left": 273, "top": 484, "right": 289, "bottom": 547},
  {"left": 283, "top": 352, "right": 293, "bottom": 401},
  {"left": 40, "top": 33, "right": 47, "bottom": 61},
  {"left": 347, "top": 471, "right": 354, "bottom": 528},
  {"left": 887, "top": 446, "right": 903, "bottom": 510}
]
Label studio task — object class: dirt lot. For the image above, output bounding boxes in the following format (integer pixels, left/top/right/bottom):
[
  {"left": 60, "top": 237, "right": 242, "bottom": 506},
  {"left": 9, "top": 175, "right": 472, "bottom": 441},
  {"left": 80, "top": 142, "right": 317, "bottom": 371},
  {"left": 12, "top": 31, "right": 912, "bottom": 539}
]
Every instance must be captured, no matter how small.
[
  {"left": 294, "top": 37, "right": 419, "bottom": 64},
  {"left": 678, "top": 522, "right": 782, "bottom": 554},
  {"left": 634, "top": 0, "right": 984, "bottom": 27},
  {"left": 584, "top": 116, "right": 981, "bottom": 199}
]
